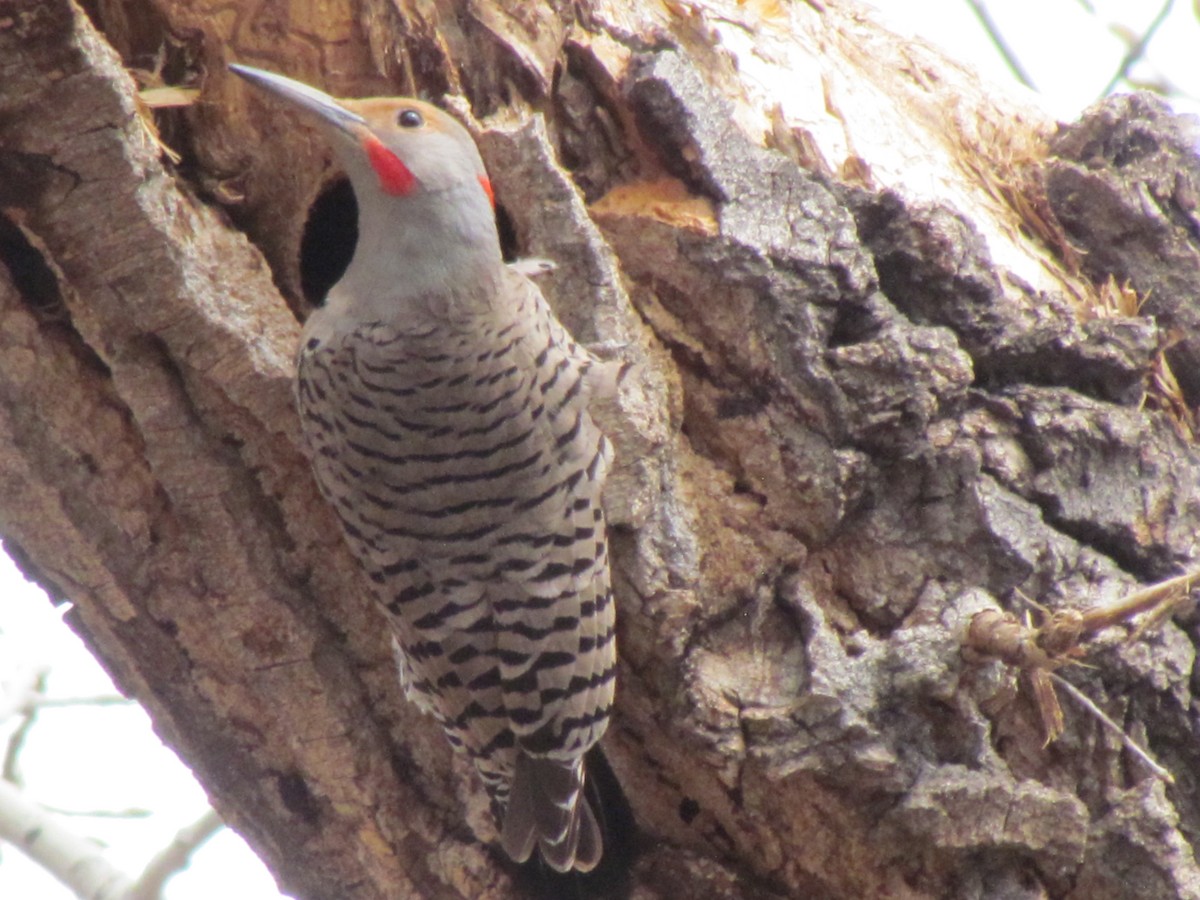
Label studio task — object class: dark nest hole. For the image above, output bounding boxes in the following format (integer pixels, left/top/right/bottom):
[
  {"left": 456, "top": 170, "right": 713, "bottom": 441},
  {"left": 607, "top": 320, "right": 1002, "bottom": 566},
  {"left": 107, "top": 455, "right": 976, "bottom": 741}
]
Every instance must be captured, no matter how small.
[
  {"left": 298, "top": 175, "right": 522, "bottom": 307},
  {"left": 300, "top": 177, "right": 357, "bottom": 307}
]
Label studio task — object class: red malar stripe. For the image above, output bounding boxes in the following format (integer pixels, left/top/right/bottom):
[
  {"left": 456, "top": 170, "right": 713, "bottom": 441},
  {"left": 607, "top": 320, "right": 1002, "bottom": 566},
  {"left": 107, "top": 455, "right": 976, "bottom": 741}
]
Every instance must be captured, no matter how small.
[{"left": 363, "top": 135, "right": 416, "bottom": 196}]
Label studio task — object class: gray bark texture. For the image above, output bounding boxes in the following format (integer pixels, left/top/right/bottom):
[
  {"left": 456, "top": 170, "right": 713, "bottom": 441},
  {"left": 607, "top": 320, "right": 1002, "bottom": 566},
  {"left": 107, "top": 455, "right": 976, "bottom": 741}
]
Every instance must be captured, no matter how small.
[{"left": 1, "top": 0, "right": 1199, "bottom": 898}]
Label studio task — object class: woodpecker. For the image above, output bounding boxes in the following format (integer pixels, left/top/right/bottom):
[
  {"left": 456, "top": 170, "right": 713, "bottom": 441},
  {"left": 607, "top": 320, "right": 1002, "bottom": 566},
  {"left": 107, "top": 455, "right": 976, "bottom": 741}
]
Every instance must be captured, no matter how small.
[{"left": 230, "top": 64, "right": 617, "bottom": 873}]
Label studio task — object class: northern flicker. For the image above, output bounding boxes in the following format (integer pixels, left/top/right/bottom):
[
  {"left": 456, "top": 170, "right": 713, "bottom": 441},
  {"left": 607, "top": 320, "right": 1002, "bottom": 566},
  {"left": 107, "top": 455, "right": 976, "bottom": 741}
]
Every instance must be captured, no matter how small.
[{"left": 230, "top": 64, "right": 617, "bottom": 873}]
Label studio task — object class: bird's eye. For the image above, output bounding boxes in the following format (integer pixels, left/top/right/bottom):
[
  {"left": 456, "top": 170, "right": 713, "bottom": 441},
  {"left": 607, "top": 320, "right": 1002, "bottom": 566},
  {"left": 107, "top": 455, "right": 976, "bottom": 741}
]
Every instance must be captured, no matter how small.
[{"left": 397, "top": 109, "right": 424, "bottom": 128}]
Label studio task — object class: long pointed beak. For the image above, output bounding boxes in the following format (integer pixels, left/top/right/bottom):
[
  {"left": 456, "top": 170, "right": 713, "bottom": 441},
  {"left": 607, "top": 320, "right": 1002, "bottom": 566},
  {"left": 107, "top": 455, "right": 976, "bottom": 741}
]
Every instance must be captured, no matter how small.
[{"left": 229, "top": 64, "right": 365, "bottom": 134}]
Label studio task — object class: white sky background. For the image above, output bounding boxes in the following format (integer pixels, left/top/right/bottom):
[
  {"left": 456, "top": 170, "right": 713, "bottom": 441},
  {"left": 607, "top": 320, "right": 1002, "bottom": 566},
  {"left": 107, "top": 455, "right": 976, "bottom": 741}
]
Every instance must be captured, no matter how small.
[
  {"left": 874, "top": 0, "right": 1200, "bottom": 119},
  {"left": 2, "top": 2, "right": 1198, "bottom": 898},
  {"left": 0, "top": 551, "right": 284, "bottom": 899}
]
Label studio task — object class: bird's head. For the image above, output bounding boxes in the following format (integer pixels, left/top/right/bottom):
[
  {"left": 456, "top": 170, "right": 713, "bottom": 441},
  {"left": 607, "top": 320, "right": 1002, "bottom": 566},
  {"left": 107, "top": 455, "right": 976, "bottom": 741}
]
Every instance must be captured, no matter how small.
[
  {"left": 230, "top": 64, "right": 507, "bottom": 314},
  {"left": 230, "top": 64, "right": 494, "bottom": 208}
]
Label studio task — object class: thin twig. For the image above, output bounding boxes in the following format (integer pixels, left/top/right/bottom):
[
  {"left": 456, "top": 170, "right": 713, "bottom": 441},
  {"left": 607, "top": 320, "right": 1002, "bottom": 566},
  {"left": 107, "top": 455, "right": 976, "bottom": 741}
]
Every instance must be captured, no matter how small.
[
  {"left": 42, "top": 805, "right": 153, "bottom": 819},
  {"left": 1099, "top": 0, "right": 1174, "bottom": 97},
  {"left": 33, "top": 695, "right": 134, "bottom": 708},
  {"left": 125, "top": 808, "right": 225, "bottom": 900},
  {"left": 2, "top": 669, "right": 47, "bottom": 783},
  {"left": 963, "top": 0, "right": 1037, "bottom": 90},
  {"left": 1049, "top": 672, "right": 1174, "bottom": 783},
  {"left": 1077, "top": 565, "right": 1200, "bottom": 635}
]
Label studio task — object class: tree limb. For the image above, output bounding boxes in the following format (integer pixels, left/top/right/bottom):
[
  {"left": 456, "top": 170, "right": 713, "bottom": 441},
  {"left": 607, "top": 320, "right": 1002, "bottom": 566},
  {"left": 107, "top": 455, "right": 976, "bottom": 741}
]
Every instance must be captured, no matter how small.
[
  {"left": 125, "top": 809, "right": 225, "bottom": 900},
  {"left": 0, "top": 778, "right": 134, "bottom": 900}
]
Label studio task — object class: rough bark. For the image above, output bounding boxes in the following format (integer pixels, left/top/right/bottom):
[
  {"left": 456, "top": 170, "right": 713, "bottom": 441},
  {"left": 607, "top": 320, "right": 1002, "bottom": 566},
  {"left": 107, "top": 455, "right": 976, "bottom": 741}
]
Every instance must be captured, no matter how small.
[{"left": 1, "top": 1, "right": 1198, "bottom": 899}]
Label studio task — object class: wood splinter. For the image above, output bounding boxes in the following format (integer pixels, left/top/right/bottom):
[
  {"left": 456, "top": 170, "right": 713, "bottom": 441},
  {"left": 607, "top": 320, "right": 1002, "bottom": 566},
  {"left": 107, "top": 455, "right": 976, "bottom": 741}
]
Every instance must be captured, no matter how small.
[{"left": 964, "top": 566, "right": 1200, "bottom": 777}]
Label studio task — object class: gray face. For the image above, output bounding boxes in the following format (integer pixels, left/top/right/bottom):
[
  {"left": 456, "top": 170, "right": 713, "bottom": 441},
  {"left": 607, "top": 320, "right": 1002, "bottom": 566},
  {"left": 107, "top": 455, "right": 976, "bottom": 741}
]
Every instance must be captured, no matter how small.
[{"left": 229, "top": 64, "right": 487, "bottom": 199}]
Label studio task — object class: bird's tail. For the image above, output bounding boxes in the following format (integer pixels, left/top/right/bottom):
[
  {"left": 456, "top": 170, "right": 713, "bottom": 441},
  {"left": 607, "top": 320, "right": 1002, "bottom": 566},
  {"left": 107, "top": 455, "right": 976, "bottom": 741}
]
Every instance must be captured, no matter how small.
[{"left": 500, "top": 751, "right": 602, "bottom": 873}]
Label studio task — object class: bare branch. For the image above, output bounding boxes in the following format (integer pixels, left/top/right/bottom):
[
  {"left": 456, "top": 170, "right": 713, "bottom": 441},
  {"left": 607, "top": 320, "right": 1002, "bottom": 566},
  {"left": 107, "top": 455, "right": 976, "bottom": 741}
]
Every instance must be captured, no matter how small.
[
  {"left": 0, "top": 777, "right": 133, "bottom": 900},
  {"left": 124, "top": 809, "right": 225, "bottom": 900}
]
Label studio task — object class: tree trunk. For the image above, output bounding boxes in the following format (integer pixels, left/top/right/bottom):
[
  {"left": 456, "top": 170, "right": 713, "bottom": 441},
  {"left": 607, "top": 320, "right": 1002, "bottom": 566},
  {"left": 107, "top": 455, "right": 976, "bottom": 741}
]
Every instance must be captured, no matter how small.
[{"left": 2, "top": 0, "right": 1199, "bottom": 898}]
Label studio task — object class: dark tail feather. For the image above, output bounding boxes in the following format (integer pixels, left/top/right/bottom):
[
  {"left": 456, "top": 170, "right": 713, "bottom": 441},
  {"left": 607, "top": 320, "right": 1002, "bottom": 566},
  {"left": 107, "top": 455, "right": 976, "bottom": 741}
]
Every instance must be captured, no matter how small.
[
  {"left": 501, "top": 752, "right": 602, "bottom": 873},
  {"left": 508, "top": 747, "right": 636, "bottom": 900},
  {"left": 573, "top": 794, "right": 602, "bottom": 872}
]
